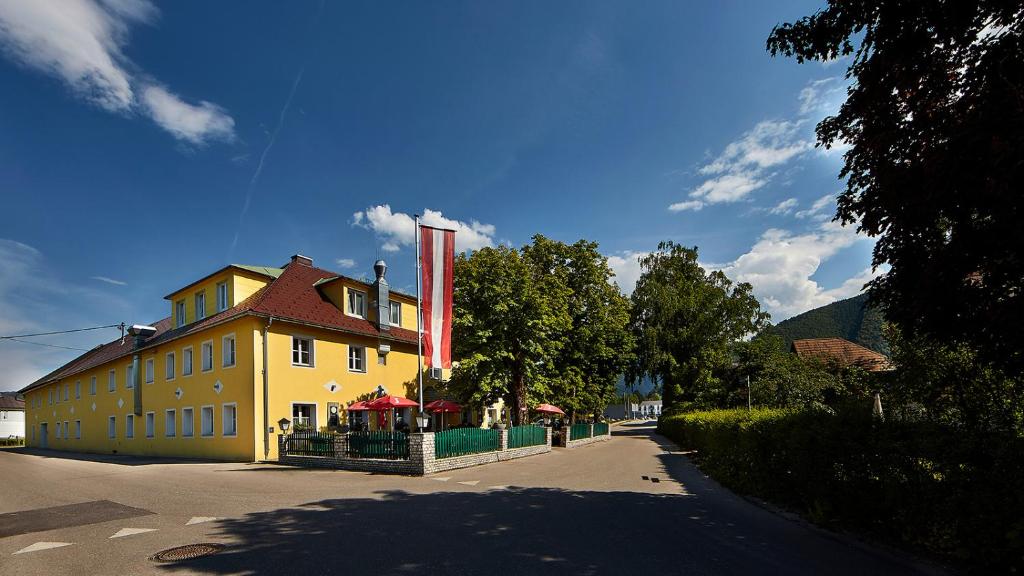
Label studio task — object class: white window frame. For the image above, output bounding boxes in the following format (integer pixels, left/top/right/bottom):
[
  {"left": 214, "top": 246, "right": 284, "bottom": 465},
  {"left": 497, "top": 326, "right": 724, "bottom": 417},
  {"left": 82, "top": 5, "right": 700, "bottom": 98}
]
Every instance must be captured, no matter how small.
[
  {"left": 165, "top": 409, "right": 176, "bottom": 437},
  {"left": 165, "top": 352, "right": 175, "bottom": 381},
  {"left": 347, "top": 289, "right": 367, "bottom": 318},
  {"left": 216, "top": 281, "right": 229, "bottom": 312},
  {"left": 176, "top": 300, "right": 186, "bottom": 327},
  {"left": 290, "top": 402, "right": 318, "bottom": 430},
  {"left": 348, "top": 345, "right": 366, "bottom": 373},
  {"left": 195, "top": 291, "right": 206, "bottom": 321},
  {"left": 182, "top": 346, "right": 194, "bottom": 377},
  {"left": 222, "top": 403, "right": 237, "bottom": 437},
  {"left": 389, "top": 300, "right": 402, "bottom": 325},
  {"left": 222, "top": 333, "right": 236, "bottom": 368},
  {"left": 291, "top": 336, "right": 314, "bottom": 367},
  {"left": 126, "top": 414, "right": 135, "bottom": 439},
  {"left": 145, "top": 411, "right": 155, "bottom": 438},
  {"left": 145, "top": 358, "right": 154, "bottom": 384},
  {"left": 181, "top": 407, "right": 194, "bottom": 438},
  {"left": 201, "top": 340, "right": 214, "bottom": 372},
  {"left": 75, "top": 380, "right": 81, "bottom": 399},
  {"left": 75, "top": 420, "right": 81, "bottom": 439},
  {"left": 108, "top": 415, "right": 116, "bottom": 439},
  {"left": 108, "top": 369, "right": 116, "bottom": 392},
  {"left": 90, "top": 376, "right": 96, "bottom": 396},
  {"left": 200, "top": 405, "right": 214, "bottom": 437},
  {"left": 126, "top": 364, "right": 134, "bottom": 390}
]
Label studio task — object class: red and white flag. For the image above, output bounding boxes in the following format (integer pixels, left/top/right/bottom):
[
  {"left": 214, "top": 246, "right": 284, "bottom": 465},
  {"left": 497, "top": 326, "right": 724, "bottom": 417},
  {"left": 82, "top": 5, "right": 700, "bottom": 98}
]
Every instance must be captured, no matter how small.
[{"left": 420, "top": 225, "right": 455, "bottom": 369}]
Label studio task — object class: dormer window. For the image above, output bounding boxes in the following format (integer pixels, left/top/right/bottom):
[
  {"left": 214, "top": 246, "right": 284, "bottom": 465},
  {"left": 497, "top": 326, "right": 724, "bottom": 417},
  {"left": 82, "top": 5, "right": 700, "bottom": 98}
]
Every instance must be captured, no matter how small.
[
  {"left": 175, "top": 300, "right": 186, "bottom": 327},
  {"left": 216, "top": 282, "right": 228, "bottom": 312},
  {"left": 347, "top": 289, "right": 366, "bottom": 318},
  {"left": 195, "top": 291, "right": 206, "bottom": 321}
]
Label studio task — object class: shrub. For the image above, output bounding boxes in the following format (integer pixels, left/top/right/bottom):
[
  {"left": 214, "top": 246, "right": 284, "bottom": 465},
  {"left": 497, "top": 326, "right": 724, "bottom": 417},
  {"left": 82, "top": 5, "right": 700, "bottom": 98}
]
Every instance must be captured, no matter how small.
[{"left": 659, "top": 408, "right": 1024, "bottom": 572}]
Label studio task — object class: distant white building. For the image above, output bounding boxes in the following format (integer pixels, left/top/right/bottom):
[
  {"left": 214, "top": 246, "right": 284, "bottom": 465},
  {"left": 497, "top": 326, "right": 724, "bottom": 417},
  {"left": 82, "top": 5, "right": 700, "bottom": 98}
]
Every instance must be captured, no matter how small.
[
  {"left": 605, "top": 399, "right": 663, "bottom": 420},
  {"left": 0, "top": 394, "right": 25, "bottom": 438},
  {"left": 638, "top": 400, "right": 662, "bottom": 418}
]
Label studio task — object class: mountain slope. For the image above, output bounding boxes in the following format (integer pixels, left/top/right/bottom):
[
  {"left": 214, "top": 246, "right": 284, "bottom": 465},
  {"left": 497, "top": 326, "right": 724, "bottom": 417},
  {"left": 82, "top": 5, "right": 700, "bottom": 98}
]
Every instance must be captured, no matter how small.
[{"left": 765, "top": 293, "right": 889, "bottom": 356}]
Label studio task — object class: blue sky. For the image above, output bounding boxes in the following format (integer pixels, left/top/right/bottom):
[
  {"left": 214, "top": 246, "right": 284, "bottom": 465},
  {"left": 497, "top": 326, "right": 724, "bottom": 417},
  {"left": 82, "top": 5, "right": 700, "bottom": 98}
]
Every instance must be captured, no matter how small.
[{"left": 0, "top": 0, "right": 880, "bottom": 390}]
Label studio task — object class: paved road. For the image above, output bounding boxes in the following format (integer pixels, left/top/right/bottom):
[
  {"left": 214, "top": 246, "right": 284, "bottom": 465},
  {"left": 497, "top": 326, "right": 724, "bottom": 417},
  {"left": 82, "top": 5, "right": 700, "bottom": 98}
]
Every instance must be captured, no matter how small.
[{"left": 0, "top": 423, "right": 946, "bottom": 575}]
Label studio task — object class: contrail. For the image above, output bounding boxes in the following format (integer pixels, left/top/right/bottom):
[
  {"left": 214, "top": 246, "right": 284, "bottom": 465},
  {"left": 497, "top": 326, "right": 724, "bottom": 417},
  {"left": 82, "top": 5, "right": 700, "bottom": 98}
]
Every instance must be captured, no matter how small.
[{"left": 229, "top": 67, "right": 305, "bottom": 255}]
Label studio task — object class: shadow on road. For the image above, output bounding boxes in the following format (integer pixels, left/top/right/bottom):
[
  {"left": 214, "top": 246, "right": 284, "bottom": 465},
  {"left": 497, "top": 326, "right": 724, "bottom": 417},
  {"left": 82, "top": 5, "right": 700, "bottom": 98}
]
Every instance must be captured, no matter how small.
[
  {"left": 153, "top": 484, "right": 930, "bottom": 576},
  {"left": 6, "top": 447, "right": 229, "bottom": 466}
]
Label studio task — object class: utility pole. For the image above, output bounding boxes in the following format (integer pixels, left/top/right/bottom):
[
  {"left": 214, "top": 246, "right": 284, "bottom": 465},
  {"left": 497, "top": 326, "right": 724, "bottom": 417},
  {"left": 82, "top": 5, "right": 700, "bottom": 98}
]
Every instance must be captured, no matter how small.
[{"left": 747, "top": 374, "right": 751, "bottom": 411}]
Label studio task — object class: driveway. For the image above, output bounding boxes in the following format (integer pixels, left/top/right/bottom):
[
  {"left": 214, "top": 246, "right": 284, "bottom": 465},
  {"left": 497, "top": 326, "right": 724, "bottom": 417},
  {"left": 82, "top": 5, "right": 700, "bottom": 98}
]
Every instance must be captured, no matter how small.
[{"left": 0, "top": 423, "right": 946, "bottom": 575}]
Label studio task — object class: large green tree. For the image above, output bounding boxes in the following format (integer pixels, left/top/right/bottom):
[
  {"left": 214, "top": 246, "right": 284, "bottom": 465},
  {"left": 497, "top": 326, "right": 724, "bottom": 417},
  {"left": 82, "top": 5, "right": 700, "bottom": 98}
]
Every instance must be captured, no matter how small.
[
  {"left": 768, "top": 1, "right": 1024, "bottom": 373},
  {"left": 629, "top": 242, "right": 769, "bottom": 411},
  {"left": 522, "top": 235, "right": 635, "bottom": 420},
  {"left": 449, "top": 245, "right": 570, "bottom": 425}
]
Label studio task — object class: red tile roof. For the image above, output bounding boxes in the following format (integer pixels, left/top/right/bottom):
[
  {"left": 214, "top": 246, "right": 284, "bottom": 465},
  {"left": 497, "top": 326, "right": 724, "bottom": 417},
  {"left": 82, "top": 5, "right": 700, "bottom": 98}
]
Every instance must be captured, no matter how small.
[
  {"left": 20, "top": 259, "right": 417, "bottom": 394},
  {"left": 791, "top": 337, "right": 893, "bottom": 372},
  {"left": 0, "top": 395, "right": 24, "bottom": 410}
]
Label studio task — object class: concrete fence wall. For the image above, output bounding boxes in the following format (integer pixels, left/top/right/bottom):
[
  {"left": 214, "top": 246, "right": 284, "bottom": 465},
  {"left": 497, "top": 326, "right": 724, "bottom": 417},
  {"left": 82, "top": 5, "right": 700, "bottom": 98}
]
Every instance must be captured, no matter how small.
[{"left": 278, "top": 426, "right": 552, "bottom": 476}]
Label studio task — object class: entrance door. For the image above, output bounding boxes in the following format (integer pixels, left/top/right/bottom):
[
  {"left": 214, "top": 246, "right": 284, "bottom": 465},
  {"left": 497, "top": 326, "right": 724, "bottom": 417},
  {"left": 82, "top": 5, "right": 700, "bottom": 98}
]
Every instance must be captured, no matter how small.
[{"left": 40, "top": 423, "right": 48, "bottom": 448}]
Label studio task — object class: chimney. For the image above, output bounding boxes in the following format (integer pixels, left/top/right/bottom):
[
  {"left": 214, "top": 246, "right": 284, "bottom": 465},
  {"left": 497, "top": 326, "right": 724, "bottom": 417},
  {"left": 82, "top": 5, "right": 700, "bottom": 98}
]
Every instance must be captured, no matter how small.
[
  {"left": 373, "top": 259, "right": 390, "bottom": 331},
  {"left": 290, "top": 254, "right": 313, "bottom": 267}
]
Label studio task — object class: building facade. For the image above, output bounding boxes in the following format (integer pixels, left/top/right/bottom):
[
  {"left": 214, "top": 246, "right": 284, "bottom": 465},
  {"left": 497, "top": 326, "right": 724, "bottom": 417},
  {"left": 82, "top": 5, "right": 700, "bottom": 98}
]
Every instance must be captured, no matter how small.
[
  {"left": 19, "top": 255, "right": 443, "bottom": 461},
  {"left": 0, "top": 394, "right": 25, "bottom": 438}
]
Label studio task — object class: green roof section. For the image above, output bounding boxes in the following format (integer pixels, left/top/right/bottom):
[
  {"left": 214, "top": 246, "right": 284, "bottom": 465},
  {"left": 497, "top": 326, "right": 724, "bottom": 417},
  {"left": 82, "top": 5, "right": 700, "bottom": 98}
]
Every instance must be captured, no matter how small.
[
  {"left": 313, "top": 276, "right": 339, "bottom": 287},
  {"left": 233, "top": 265, "right": 284, "bottom": 279}
]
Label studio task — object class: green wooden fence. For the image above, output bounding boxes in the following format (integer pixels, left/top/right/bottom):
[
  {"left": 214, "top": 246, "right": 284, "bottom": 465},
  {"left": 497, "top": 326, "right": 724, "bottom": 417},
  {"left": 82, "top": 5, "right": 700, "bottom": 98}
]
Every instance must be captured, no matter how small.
[
  {"left": 347, "top": 430, "right": 409, "bottom": 460},
  {"left": 593, "top": 422, "right": 609, "bottom": 436},
  {"left": 435, "top": 427, "right": 500, "bottom": 459},
  {"left": 508, "top": 425, "right": 546, "bottom": 449},
  {"left": 286, "top": 431, "right": 335, "bottom": 456},
  {"left": 569, "top": 423, "right": 592, "bottom": 441}
]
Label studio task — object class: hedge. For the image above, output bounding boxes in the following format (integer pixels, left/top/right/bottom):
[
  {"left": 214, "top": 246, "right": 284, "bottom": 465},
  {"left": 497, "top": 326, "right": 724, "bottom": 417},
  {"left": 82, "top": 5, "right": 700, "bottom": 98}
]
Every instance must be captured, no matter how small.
[{"left": 659, "top": 408, "right": 1024, "bottom": 572}]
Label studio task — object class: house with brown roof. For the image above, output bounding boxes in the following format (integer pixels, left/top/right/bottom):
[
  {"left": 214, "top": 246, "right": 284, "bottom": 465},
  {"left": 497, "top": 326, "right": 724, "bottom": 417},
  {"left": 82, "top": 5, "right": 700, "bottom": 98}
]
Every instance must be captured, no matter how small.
[
  {"left": 18, "top": 254, "right": 444, "bottom": 461},
  {"left": 791, "top": 337, "right": 893, "bottom": 372},
  {"left": 0, "top": 393, "right": 25, "bottom": 438}
]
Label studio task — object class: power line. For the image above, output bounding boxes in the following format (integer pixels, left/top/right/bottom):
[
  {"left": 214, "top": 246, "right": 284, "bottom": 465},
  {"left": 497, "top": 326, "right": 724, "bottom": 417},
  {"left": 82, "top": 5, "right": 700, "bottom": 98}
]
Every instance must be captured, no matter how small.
[
  {"left": 0, "top": 337, "right": 90, "bottom": 352},
  {"left": 0, "top": 323, "right": 123, "bottom": 340}
]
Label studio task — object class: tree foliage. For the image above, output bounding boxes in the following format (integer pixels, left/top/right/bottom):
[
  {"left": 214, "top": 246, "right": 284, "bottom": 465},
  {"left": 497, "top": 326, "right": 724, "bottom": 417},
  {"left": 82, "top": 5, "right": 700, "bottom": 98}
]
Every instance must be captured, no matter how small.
[
  {"left": 768, "top": 1, "right": 1024, "bottom": 373},
  {"left": 628, "top": 242, "right": 769, "bottom": 411}
]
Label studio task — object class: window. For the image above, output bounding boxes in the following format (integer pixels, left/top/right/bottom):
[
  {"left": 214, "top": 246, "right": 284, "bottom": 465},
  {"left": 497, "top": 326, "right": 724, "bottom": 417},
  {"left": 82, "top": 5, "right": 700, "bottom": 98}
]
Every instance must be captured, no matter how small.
[
  {"left": 182, "top": 407, "right": 194, "bottom": 438},
  {"left": 126, "top": 414, "right": 134, "bottom": 438},
  {"left": 56, "top": 421, "right": 61, "bottom": 439},
  {"left": 108, "top": 369, "right": 116, "bottom": 392},
  {"left": 145, "top": 412, "right": 155, "bottom": 438},
  {"left": 74, "top": 420, "right": 81, "bottom": 439},
  {"left": 165, "top": 409, "right": 176, "bottom": 437},
  {"left": 145, "top": 358, "right": 154, "bottom": 384},
  {"left": 108, "top": 416, "right": 116, "bottom": 439},
  {"left": 89, "top": 376, "right": 96, "bottom": 395},
  {"left": 176, "top": 300, "right": 186, "bottom": 327},
  {"left": 64, "top": 383, "right": 69, "bottom": 401},
  {"left": 195, "top": 291, "right": 206, "bottom": 320},
  {"left": 201, "top": 341, "right": 214, "bottom": 372},
  {"left": 75, "top": 380, "right": 81, "bottom": 399},
  {"left": 389, "top": 300, "right": 402, "bottom": 325},
  {"left": 348, "top": 346, "right": 366, "bottom": 372},
  {"left": 292, "top": 403, "right": 315, "bottom": 430},
  {"left": 48, "top": 389, "right": 52, "bottom": 405},
  {"left": 222, "top": 403, "right": 237, "bottom": 436},
  {"left": 165, "top": 352, "right": 175, "bottom": 380},
  {"left": 217, "top": 281, "right": 228, "bottom": 312},
  {"left": 291, "top": 336, "right": 313, "bottom": 366},
  {"left": 64, "top": 421, "right": 69, "bottom": 440},
  {"left": 183, "top": 346, "right": 193, "bottom": 376},
  {"left": 200, "top": 406, "right": 214, "bottom": 437},
  {"left": 222, "top": 334, "right": 235, "bottom": 367},
  {"left": 347, "top": 289, "right": 366, "bottom": 318},
  {"left": 126, "top": 364, "right": 134, "bottom": 389}
]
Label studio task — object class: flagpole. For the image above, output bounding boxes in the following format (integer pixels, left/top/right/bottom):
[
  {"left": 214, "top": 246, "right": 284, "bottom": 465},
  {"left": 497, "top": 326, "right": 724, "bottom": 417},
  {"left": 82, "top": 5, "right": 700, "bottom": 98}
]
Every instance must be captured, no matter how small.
[{"left": 415, "top": 214, "right": 425, "bottom": 430}]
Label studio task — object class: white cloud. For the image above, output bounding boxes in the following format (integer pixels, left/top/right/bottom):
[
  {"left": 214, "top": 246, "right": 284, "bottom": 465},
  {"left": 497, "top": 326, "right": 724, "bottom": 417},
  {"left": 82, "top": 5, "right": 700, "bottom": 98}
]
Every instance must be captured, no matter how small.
[
  {"left": 795, "top": 194, "right": 835, "bottom": 220},
  {"left": 334, "top": 258, "right": 356, "bottom": 270},
  {"left": 141, "top": 84, "right": 235, "bottom": 145},
  {"left": 714, "top": 221, "right": 875, "bottom": 320},
  {"left": 798, "top": 76, "right": 846, "bottom": 116},
  {"left": 0, "top": 0, "right": 235, "bottom": 144},
  {"left": 670, "top": 120, "right": 812, "bottom": 211},
  {"left": 606, "top": 251, "right": 648, "bottom": 294},
  {"left": 769, "top": 197, "right": 798, "bottom": 215},
  {"left": 90, "top": 275, "right": 126, "bottom": 286},
  {"left": 352, "top": 205, "right": 496, "bottom": 252}
]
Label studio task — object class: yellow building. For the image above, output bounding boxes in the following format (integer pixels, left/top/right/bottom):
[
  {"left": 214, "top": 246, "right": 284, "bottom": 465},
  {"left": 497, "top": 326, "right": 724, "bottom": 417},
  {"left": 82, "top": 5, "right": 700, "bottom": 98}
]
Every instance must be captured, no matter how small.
[{"left": 19, "top": 255, "right": 448, "bottom": 461}]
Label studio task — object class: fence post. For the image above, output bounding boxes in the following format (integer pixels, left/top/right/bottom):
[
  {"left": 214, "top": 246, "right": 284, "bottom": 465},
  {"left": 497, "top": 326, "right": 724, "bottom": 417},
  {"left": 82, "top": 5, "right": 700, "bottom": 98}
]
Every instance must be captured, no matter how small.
[
  {"left": 589, "top": 423, "right": 595, "bottom": 438},
  {"left": 278, "top": 434, "right": 287, "bottom": 458},
  {"left": 416, "top": 432, "right": 434, "bottom": 475},
  {"left": 500, "top": 428, "right": 509, "bottom": 452},
  {"left": 545, "top": 426, "right": 552, "bottom": 447}
]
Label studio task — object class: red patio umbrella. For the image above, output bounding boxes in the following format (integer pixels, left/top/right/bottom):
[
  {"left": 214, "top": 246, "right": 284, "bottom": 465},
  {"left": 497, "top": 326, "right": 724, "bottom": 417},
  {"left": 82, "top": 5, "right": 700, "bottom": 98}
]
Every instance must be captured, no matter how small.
[
  {"left": 347, "top": 400, "right": 371, "bottom": 411},
  {"left": 534, "top": 403, "right": 565, "bottom": 415},
  {"left": 425, "top": 399, "right": 463, "bottom": 431},
  {"left": 366, "top": 395, "right": 419, "bottom": 409}
]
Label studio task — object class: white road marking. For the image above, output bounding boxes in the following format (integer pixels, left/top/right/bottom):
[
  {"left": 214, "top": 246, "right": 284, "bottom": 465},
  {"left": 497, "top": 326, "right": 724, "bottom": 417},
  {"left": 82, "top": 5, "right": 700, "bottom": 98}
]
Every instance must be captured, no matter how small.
[
  {"left": 457, "top": 480, "right": 480, "bottom": 486},
  {"left": 431, "top": 477, "right": 451, "bottom": 482},
  {"left": 14, "top": 542, "right": 72, "bottom": 555},
  {"left": 487, "top": 485, "right": 510, "bottom": 491},
  {"left": 110, "top": 528, "right": 158, "bottom": 538},
  {"left": 186, "top": 516, "right": 217, "bottom": 525}
]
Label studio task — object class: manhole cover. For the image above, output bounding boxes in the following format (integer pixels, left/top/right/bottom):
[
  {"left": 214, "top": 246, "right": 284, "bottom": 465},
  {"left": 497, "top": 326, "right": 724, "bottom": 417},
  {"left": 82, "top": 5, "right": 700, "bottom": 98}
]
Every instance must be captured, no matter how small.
[{"left": 150, "top": 543, "right": 225, "bottom": 563}]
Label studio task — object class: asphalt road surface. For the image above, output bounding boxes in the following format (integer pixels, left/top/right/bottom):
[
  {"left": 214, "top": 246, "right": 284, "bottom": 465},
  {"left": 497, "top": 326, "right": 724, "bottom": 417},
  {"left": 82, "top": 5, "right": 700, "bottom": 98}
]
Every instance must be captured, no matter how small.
[{"left": 0, "top": 422, "right": 947, "bottom": 575}]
